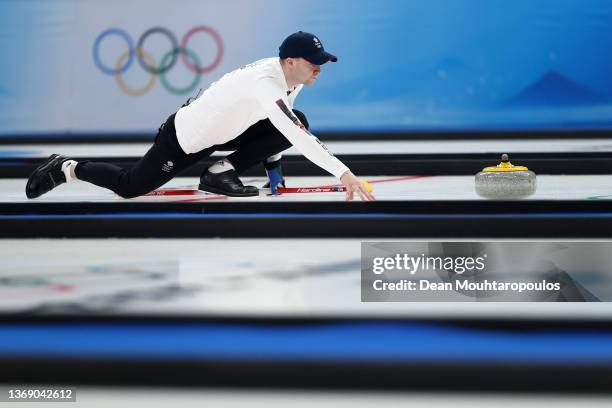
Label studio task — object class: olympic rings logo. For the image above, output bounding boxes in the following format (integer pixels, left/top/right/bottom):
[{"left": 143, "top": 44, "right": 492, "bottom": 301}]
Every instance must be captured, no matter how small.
[{"left": 93, "top": 26, "right": 223, "bottom": 96}]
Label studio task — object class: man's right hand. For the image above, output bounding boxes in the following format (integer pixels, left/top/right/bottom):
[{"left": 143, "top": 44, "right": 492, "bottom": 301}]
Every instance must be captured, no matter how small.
[{"left": 340, "top": 171, "right": 376, "bottom": 201}]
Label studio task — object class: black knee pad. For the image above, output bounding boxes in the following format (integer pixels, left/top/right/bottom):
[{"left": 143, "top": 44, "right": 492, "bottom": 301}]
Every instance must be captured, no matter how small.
[
  {"left": 292, "top": 109, "right": 309, "bottom": 130},
  {"left": 116, "top": 188, "right": 142, "bottom": 199}
]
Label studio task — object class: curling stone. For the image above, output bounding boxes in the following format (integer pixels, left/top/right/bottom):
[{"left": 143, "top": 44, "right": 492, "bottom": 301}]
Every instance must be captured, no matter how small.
[{"left": 475, "top": 154, "right": 536, "bottom": 199}]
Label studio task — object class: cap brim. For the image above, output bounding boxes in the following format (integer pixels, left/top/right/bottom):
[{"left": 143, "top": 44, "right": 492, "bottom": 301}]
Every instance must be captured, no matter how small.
[{"left": 305, "top": 51, "right": 338, "bottom": 65}]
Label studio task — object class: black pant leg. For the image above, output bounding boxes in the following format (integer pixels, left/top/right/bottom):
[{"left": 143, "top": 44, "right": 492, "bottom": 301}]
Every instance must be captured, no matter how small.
[
  {"left": 75, "top": 114, "right": 212, "bottom": 198},
  {"left": 224, "top": 109, "right": 308, "bottom": 174}
]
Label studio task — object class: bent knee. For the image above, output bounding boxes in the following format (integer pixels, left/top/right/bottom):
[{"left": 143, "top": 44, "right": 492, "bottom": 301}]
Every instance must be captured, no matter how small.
[
  {"left": 292, "top": 109, "right": 309, "bottom": 130},
  {"left": 116, "top": 188, "right": 148, "bottom": 199}
]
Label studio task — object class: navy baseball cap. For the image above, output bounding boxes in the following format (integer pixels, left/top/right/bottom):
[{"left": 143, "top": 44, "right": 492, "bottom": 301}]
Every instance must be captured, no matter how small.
[{"left": 279, "top": 31, "right": 338, "bottom": 65}]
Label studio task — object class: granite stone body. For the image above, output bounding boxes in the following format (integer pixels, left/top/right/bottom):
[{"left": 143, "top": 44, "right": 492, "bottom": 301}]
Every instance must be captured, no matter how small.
[{"left": 475, "top": 170, "right": 537, "bottom": 199}]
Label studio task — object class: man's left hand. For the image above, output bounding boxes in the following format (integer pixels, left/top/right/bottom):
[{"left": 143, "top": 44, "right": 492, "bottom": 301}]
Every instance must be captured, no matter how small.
[{"left": 263, "top": 157, "right": 285, "bottom": 195}]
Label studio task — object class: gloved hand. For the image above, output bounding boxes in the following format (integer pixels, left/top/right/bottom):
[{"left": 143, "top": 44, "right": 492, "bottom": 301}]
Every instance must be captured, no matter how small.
[{"left": 263, "top": 158, "right": 285, "bottom": 195}]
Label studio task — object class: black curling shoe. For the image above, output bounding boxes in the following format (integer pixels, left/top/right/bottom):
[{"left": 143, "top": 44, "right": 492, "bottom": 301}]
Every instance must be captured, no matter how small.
[
  {"left": 198, "top": 169, "right": 259, "bottom": 197},
  {"left": 25, "top": 154, "right": 70, "bottom": 199}
]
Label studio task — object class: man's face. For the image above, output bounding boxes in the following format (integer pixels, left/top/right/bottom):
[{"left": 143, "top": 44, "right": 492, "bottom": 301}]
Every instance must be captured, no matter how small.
[{"left": 294, "top": 58, "right": 321, "bottom": 85}]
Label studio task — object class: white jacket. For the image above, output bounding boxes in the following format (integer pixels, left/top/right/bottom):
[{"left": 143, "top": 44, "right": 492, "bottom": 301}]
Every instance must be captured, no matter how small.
[{"left": 175, "top": 58, "right": 349, "bottom": 179}]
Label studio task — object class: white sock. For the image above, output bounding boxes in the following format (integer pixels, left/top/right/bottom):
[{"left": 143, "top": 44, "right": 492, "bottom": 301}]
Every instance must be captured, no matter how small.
[
  {"left": 208, "top": 159, "right": 234, "bottom": 174},
  {"left": 61, "top": 160, "right": 78, "bottom": 181},
  {"left": 266, "top": 153, "right": 282, "bottom": 163}
]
